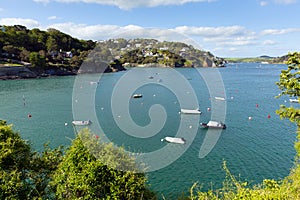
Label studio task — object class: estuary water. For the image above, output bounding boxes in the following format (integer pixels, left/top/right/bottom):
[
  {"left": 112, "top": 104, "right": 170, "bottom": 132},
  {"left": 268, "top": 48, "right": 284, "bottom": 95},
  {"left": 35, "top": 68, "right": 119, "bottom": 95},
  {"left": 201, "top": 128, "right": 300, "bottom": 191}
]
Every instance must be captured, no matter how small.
[{"left": 0, "top": 63, "right": 297, "bottom": 198}]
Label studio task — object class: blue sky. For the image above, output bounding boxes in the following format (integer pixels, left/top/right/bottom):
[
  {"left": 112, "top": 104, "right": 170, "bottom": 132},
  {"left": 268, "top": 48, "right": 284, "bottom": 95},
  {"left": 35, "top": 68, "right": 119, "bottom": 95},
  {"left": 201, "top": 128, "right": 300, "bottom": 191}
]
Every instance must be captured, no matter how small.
[{"left": 0, "top": 0, "right": 300, "bottom": 57}]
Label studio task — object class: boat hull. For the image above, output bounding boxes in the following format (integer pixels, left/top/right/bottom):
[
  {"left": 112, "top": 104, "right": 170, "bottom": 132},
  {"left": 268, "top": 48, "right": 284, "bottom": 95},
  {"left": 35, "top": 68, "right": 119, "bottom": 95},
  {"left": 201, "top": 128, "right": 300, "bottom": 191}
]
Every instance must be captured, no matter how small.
[
  {"left": 180, "top": 109, "right": 201, "bottom": 114},
  {"left": 161, "top": 136, "right": 185, "bottom": 144},
  {"left": 72, "top": 120, "right": 92, "bottom": 126},
  {"left": 200, "top": 121, "right": 226, "bottom": 129}
]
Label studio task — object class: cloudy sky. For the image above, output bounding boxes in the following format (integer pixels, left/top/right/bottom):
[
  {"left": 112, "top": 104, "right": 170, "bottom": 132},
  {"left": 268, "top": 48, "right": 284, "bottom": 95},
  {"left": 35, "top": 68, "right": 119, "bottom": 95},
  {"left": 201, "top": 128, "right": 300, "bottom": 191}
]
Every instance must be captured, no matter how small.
[{"left": 0, "top": 0, "right": 299, "bottom": 57}]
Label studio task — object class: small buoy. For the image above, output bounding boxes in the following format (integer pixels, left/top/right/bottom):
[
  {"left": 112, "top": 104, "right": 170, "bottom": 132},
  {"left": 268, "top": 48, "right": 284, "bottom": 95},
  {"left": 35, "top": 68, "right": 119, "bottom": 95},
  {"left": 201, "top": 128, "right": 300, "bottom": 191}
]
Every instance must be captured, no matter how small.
[
  {"left": 248, "top": 116, "right": 252, "bottom": 120},
  {"left": 75, "top": 99, "right": 78, "bottom": 103},
  {"left": 207, "top": 107, "right": 211, "bottom": 111},
  {"left": 256, "top": 104, "right": 259, "bottom": 108},
  {"left": 95, "top": 135, "right": 99, "bottom": 139},
  {"left": 28, "top": 114, "right": 32, "bottom": 118},
  {"left": 153, "top": 94, "right": 156, "bottom": 97},
  {"left": 231, "top": 96, "right": 234, "bottom": 100},
  {"left": 101, "top": 107, "right": 104, "bottom": 110},
  {"left": 118, "top": 115, "right": 121, "bottom": 118},
  {"left": 268, "top": 114, "right": 271, "bottom": 118},
  {"left": 64, "top": 123, "right": 68, "bottom": 126},
  {"left": 189, "top": 125, "right": 192, "bottom": 129}
]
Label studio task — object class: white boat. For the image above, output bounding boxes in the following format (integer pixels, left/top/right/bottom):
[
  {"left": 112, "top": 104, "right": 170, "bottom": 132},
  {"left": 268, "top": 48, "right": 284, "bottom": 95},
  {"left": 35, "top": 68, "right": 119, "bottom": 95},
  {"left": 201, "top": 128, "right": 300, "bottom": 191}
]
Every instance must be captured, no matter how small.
[
  {"left": 180, "top": 108, "right": 201, "bottom": 114},
  {"left": 215, "top": 97, "right": 226, "bottom": 101},
  {"left": 72, "top": 120, "right": 92, "bottom": 126},
  {"left": 161, "top": 136, "right": 185, "bottom": 144},
  {"left": 132, "top": 94, "right": 143, "bottom": 98},
  {"left": 200, "top": 121, "right": 226, "bottom": 129},
  {"left": 289, "top": 99, "right": 299, "bottom": 103}
]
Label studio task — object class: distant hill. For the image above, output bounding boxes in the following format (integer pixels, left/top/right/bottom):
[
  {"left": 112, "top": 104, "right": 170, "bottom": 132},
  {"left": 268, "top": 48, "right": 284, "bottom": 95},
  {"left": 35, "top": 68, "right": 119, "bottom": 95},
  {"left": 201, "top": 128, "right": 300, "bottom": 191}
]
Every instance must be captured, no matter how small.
[
  {"left": 81, "top": 38, "right": 226, "bottom": 74},
  {"left": 225, "top": 55, "right": 288, "bottom": 64}
]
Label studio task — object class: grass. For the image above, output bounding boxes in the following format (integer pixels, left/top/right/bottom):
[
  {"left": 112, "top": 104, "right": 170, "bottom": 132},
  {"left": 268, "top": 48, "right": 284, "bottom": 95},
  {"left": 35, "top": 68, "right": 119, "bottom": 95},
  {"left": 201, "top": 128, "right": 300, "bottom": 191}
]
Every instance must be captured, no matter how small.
[
  {"left": 187, "top": 160, "right": 300, "bottom": 200},
  {"left": 0, "top": 60, "right": 23, "bottom": 67}
]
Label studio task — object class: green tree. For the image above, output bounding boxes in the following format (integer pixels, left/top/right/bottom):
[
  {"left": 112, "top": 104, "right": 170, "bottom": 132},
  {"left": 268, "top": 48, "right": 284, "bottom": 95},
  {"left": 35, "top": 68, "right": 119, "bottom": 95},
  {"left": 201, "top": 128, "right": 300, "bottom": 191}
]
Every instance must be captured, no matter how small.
[
  {"left": 19, "top": 48, "right": 30, "bottom": 62},
  {"left": 3, "top": 44, "right": 20, "bottom": 56},
  {"left": 46, "top": 36, "right": 59, "bottom": 53},
  {"left": 0, "top": 120, "right": 63, "bottom": 199},
  {"left": 29, "top": 52, "right": 46, "bottom": 67},
  {"left": 276, "top": 52, "right": 300, "bottom": 155},
  {"left": 51, "top": 128, "right": 155, "bottom": 200}
]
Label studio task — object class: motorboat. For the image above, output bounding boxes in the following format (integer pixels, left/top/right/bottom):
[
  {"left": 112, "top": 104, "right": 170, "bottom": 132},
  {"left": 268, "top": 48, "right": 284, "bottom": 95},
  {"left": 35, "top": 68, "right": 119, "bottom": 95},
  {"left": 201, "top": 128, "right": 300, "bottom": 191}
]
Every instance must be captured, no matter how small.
[
  {"left": 289, "top": 98, "right": 299, "bottom": 103},
  {"left": 200, "top": 121, "right": 226, "bottom": 129},
  {"left": 180, "top": 108, "right": 201, "bottom": 114},
  {"left": 161, "top": 136, "right": 185, "bottom": 144},
  {"left": 72, "top": 120, "right": 92, "bottom": 126},
  {"left": 215, "top": 97, "right": 226, "bottom": 101},
  {"left": 132, "top": 94, "right": 143, "bottom": 98}
]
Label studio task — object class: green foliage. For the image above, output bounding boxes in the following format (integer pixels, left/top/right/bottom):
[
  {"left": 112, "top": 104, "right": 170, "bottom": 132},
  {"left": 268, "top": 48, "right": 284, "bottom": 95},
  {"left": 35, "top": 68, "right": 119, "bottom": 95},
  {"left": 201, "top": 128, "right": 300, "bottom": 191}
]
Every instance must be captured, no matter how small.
[
  {"left": 0, "top": 25, "right": 96, "bottom": 70},
  {"left": 51, "top": 128, "right": 155, "bottom": 199},
  {"left": 0, "top": 121, "right": 31, "bottom": 170},
  {"left": 0, "top": 121, "right": 155, "bottom": 199},
  {"left": 29, "top": 52, "right": 46, "bottom": 67},
  {"left": 0, "top": 120, "right": 63, "bottom": 199},
  {"left": 276, "top": 52, "right": 300, "bottom": 155}
]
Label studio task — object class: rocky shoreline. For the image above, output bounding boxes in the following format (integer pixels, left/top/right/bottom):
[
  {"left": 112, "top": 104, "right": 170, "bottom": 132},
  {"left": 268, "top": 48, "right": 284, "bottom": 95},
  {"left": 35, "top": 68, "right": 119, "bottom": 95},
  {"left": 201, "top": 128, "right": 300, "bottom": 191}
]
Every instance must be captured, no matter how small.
[{"left": 0, "top": 66, "right": 76, "bottom": 80}]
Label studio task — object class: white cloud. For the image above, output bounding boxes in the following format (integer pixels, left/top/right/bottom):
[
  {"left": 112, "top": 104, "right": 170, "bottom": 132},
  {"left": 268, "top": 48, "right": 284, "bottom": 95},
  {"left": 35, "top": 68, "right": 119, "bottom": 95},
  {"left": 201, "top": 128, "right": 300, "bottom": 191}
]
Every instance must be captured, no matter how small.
[
  {"left": 33, "top": 0, "right": 214, "bottom": 10},
  {"left": 260, "top": 1, "right": 268, "bottom": 6},
  {"left": 33, "top": 0, "right": 50, "bottom": 3},
  {"left": 261, "top": 28, "right": 300, "bottom": 35},
  {"left": 47, "top": 15, "right": 58, "bottom": 20},
  {"left": 262, "top": 40, "right": 276, "bottom": 45},
  {"left": 174, "top": 25, "right": 250, "bottom": 38},
  {"left": 0, "top": 18, "right": 40, "bottom": 29},
  {"left": 273, "top": 0, "right": 297, "bottom": 4}
]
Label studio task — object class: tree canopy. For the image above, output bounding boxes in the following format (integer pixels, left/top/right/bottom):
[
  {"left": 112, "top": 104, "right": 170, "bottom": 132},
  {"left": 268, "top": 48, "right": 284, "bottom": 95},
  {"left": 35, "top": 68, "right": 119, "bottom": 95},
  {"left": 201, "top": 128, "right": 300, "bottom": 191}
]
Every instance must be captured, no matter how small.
[{"left": 0, "top": 120, "right": 155, "bottom": 199}]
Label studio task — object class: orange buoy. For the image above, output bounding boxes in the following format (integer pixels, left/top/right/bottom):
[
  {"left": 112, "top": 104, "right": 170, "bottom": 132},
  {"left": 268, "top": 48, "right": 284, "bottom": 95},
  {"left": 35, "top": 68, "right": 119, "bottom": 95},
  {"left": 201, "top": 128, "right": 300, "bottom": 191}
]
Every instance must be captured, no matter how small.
[{"left": 267, "top": 114, "right": 271, "bottom": 118}]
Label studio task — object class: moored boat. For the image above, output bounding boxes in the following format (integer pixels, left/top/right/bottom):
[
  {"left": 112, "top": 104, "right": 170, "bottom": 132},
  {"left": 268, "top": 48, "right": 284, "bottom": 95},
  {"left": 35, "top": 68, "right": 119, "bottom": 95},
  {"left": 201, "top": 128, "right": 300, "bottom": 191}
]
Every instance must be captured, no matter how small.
[
  {"left": 180, "top": 108, "right": 201, "bottom": 114},
  {"left": 161, "top": 136, "right": 186, "bottom": 144},
  {"left": 72, "top": 120, "right": 92, "bottom": 126},
  {"left": 132, "top": 94, "right": 143, "bottom": 98},
  {"left": 215, "top": 97, "right": 226, "bottom": 101},
  {"left": 289, "top": 98, "right": 299, "bottom": 103},
  {"left": 200, "top": 121, "right": 226, "bottom": 129}
]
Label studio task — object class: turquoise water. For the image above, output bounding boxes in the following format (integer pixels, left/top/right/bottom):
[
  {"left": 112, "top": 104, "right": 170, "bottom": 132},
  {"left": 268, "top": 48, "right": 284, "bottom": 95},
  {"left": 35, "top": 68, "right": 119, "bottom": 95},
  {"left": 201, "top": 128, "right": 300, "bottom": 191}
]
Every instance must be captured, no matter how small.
[{"left": 0, "top": 63, "right": 296, "bottom": 198}]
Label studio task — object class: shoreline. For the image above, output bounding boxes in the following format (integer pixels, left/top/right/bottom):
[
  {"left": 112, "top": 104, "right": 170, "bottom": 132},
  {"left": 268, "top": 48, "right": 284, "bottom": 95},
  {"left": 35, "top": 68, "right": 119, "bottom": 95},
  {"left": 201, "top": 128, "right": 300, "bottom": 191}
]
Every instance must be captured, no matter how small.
[{"left": 0, "top": 65, "right": 76, "bottom": 80}]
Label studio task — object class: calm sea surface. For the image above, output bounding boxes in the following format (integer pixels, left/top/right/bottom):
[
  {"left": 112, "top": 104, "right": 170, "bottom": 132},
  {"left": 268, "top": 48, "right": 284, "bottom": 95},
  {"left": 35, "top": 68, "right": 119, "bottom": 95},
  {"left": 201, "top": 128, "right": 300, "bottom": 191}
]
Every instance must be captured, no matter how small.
[{"left": 0, "top": 63, "right": 297, "bottom": 198}]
